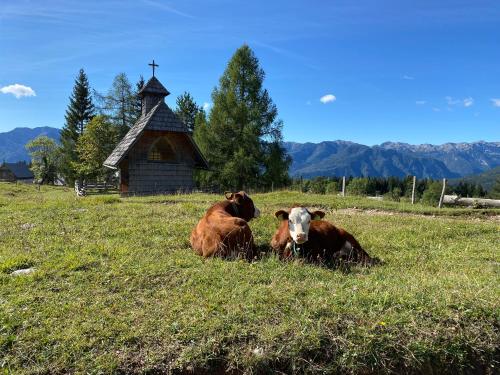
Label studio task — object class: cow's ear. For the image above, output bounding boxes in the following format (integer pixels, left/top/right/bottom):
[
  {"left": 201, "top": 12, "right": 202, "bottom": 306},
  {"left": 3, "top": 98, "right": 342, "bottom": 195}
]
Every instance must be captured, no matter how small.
[
  {"left": 224, "top": 191, "right": 234, "bottom": 200},
  {"left": 233, "top": 192, "right": 244, "bottom": 205},
  {"left": 275, "top": 210, "right": 289, "bottom": 221},
  {"left": 310, "top": 210, "right": 325, "bottom": 220}
]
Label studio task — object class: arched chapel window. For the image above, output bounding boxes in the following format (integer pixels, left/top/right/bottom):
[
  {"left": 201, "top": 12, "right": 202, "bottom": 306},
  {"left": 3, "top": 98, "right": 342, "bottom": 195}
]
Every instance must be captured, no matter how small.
[{"left": 148, "top": 137, "right": 176, "bottom": 162}]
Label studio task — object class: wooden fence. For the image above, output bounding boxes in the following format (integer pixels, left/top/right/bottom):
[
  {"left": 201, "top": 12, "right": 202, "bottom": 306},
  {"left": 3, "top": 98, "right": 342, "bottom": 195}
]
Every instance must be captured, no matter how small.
[{"left": 75, "top": 181, "right": 118, "bottom": 196}]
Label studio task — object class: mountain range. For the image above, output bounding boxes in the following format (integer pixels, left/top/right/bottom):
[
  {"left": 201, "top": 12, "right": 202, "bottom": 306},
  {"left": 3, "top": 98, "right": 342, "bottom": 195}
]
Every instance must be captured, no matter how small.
[
  {"left": 0, "top": 127, "right": 61, "bottom": 163},
  {"left": 284, "top": 140, "right": 500, "bottom": 179},
  {"left": 1, "top": 126, "right": 499, "bottom": 180}
]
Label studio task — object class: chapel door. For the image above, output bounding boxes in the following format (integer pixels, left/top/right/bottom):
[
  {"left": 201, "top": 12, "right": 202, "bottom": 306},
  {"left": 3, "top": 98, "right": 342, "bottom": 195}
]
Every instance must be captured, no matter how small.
[{"left": 120, "top": 161, "right": 129, "bottom": 194}]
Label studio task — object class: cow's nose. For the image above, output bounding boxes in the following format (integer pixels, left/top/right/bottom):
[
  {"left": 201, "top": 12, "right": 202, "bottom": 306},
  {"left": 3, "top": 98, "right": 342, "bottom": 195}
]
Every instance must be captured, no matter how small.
[
  {"left": 296, "top": 233, "right": 306, "bottom": 242},
  {"left": 254, "top": 207, "right": 260, "bottom": 218}
]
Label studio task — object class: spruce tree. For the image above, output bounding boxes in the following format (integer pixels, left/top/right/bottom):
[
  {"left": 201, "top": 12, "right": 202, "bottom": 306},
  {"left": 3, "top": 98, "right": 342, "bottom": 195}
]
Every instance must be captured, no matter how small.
[
  {"left": 489, "top": 178, "right": 500, "bottom": 199},
  {"left": 193, "top": 109, "right": 210, "bottom": 186},
  {"left": 133, "top": 75, "right": 145, "bottom": 122},
  {"left": 60, "top": 68, "right": 95, "bottom": 184},
  {"left": 197, "top": 44, "right": 290, "bottom": 190},
  {"left": 175, "top": 92, "right": 202, "bottom": 133}
]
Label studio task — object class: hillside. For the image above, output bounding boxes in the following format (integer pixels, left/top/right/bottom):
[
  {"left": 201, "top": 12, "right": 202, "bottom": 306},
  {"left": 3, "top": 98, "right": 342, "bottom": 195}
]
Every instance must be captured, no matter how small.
[
  {"left": 0, "top": 127, "right": 60, "bottom": 162},
  {"left": 451, "top": 166, "right": 500, "bottom": 191},
  {"left": 285, "top": 140, "right": 500, "bottom": 179}
]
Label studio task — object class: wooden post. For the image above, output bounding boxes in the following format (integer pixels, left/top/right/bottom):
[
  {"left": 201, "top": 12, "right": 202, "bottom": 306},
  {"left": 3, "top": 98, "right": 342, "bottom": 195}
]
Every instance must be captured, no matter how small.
[
  {"left": 411, "top": 176, "right": 416, "bottom": 204},
  {"left": 271, "top": 181, "right": 274, "bottom": 193},
  {"left": 438, "top": 178, "right": 447, "bottom": 208},
  {"left": 342, "top": 176, "right": 346, "bottom": 197}
]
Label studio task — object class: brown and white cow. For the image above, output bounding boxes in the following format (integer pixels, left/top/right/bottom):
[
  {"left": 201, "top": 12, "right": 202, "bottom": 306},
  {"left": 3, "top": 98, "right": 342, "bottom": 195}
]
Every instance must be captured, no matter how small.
[
  {"left": 190, "top": 191, "right": 260, "bottom": 258},
  {"left": 271, "top": 206, "right": 377, "bottom": 266}
]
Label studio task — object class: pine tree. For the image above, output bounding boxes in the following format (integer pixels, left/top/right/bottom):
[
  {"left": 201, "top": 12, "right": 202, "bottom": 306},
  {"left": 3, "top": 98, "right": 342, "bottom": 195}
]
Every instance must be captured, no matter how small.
[
  {"left": 196, "top": 44, "right": 290, "bottom": 190},
  {"left": 60, "top": 68, "right": 95, "bottom": 184},
  {"left": 175, "top": 92, "right": 202, "bottom": 133}
]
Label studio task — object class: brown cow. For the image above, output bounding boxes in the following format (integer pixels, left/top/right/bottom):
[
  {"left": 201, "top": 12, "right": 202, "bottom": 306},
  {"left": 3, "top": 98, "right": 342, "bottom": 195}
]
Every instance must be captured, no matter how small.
[
  {"left": 271, "top": 206, "right": 378, "bottom": 267},
  {"left": 190, "top": 191, "right": 260, "bottom": 258}
]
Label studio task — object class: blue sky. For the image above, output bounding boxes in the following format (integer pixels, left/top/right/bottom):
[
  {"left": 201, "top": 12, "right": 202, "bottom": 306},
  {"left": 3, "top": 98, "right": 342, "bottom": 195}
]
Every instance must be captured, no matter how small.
[{"left": 1, "top": 0, "right": 499, "bottom": 145}]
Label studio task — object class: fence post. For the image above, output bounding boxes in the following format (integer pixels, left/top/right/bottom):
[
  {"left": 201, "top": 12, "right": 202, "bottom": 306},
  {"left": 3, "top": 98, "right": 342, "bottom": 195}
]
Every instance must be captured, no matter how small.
[
  {"left": 271, "top": 181, "right": 274, "bottom": 193},
  {"left": 411, "top": 176, "right": 416, "bottom": 204},
  {"left": 342, "top": 176, "right": 346, "bottom": 197},
  {"left": 438, "top": 178, "right": 447, "bottom": 208}
]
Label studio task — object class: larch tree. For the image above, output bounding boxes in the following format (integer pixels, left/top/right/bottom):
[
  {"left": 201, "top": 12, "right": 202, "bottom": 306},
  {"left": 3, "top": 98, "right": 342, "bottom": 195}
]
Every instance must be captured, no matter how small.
[
  {"left": 60, "top": 68, "right": 95, "bottom": 184},
  {"left": 196, "top": 44, "right": 290, "bottom": 190},
  {"left": 96, "top": 73, "right": 137, "bottom": 138}
]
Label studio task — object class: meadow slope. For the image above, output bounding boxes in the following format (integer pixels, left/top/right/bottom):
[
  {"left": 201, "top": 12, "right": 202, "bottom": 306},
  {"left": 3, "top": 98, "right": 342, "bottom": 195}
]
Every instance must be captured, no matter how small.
[{"left": 0, "top": 183, "right": 498, "bottom": 374}]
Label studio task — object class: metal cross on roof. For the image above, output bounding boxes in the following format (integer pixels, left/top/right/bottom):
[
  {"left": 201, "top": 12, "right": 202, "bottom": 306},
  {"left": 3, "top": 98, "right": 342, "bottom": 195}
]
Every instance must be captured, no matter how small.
[{"left": 148, "top": 59, "right": 159, "bottom": 77}]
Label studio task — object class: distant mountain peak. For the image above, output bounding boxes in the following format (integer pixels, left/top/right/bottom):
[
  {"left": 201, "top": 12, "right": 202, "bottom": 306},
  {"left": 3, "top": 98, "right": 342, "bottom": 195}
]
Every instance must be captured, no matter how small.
[{"left": 0, "top": 126, "right": 61, "bottom": 163}]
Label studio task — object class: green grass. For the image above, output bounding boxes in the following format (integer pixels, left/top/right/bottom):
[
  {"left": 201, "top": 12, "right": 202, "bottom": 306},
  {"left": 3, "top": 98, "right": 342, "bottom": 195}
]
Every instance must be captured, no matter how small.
[{"left": 0, "top": 182, "right": 498, "bottom": 374}]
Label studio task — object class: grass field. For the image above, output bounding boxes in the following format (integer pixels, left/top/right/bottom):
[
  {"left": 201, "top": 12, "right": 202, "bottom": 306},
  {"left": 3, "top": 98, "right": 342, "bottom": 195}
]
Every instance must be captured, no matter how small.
[{"left": 0, "top": 182, "right": 498, "bottom": 374}]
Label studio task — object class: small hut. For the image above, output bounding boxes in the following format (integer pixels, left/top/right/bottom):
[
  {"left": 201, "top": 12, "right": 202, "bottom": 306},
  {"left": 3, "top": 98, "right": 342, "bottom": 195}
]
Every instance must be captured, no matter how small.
[
  {"left": 103, "top": 70, "right": 208, "bottom": 195},
  {"left": 0, "top": 162, "right": 34, "bottom": 183}
]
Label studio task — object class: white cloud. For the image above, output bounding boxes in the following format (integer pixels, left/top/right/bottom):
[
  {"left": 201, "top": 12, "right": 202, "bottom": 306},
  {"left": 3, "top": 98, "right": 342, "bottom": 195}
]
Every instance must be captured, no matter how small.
[
  {"left": 320, "top": 94, "right": 336, "bottom": 104},
  {"left": 433, "top": 107, "right": 441, "bottom": 112},
  {"left": 445, "top": 96, "right": 460, "bottom": 106},
  {"left": 463, "top": 97, "right": 474, "bottom": 107},
  {"left": 490, "top": 98, "right": 500, "bottom": 107},
  {"left": 445, "top": 96, "right": 473, "bottom": 107},
  {"left": 202, "top": 102, "right": 211, "bottom": 110},
  {"left": 0, "top": 84, "right": 36, "bottom": 98},
  {"left": 415, "top": 100, "right": 426, "bottom": 105},
  {"left": 403, "top": 75, "right": 414, "bottom": 80}
]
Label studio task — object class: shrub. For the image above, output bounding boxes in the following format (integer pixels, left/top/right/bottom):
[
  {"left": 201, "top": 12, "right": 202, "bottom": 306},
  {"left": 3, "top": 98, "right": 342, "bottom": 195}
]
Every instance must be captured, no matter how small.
[
  {"left": 348, "top": 178, "right": 369, "bottom": 196},
  {"left": 422, "top": 181, "right": 445, "bottom": 205}
]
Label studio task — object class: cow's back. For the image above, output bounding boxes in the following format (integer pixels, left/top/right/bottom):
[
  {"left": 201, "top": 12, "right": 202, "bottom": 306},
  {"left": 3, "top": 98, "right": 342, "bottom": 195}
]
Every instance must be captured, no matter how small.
[
  {"left": 191, "top": 210, "right": 253, "bottom": 258},
  {"left": 308, "top": 221, "right": 375, "bottom": 265}
]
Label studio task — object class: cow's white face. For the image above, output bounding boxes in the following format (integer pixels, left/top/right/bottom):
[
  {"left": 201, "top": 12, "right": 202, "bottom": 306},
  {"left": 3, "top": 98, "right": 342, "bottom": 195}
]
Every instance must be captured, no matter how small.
[
  {"left": 275, "top": 207, "right": 326, "bottom": 245},
  {"left": 288, "top": 207, "right": 311, "bottom": 244}
]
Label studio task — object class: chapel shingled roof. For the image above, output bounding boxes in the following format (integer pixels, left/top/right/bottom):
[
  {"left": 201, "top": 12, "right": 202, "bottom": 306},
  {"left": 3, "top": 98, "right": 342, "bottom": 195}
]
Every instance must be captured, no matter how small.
[
  {"left": 138, "top": 76, "right": 170, "bottom": 97},
  {"left": 103, "top": 76, "right": 208, "bottom": 170}
]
